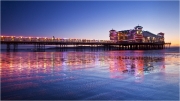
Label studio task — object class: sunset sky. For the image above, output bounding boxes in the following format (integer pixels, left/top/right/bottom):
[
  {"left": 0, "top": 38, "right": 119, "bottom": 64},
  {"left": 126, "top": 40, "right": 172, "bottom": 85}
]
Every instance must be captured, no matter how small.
[{"left": 1, "top": 1, "right": 179, "bottom": 46}]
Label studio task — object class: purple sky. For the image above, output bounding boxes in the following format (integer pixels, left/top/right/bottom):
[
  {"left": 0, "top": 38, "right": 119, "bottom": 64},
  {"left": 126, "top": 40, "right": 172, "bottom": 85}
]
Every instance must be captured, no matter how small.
[{"left": 1, "top": 1, "right": 179, "bottom": 46}]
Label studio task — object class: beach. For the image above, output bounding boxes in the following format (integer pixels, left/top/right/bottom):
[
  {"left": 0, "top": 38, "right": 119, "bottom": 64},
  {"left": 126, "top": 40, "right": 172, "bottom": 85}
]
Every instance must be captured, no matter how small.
[{"left": 1, "top": 47, "right": 179, "bottom": 100}]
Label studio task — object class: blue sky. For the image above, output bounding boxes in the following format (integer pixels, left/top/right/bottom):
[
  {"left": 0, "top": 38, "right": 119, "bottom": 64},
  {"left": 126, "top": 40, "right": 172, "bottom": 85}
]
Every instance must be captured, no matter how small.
[{"left": 1, "top": 1, "right": 179, "bottom": 46}]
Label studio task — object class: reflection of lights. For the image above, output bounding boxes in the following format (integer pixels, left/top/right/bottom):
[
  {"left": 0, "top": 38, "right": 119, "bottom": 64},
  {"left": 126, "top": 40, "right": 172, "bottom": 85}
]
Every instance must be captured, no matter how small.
[
  {"left": 19, "top": 57, "right": 22, "bottom": 71},
  {"left": 44, "top": 62, "right": 46, "bottom": 68},
  {"left": 1, "top": 51, "right": 168, "bottom": 84}
]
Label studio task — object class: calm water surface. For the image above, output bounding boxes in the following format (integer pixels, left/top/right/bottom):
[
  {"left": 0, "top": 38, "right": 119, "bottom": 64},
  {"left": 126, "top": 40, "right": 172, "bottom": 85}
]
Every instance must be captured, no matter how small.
[{"left": 1, "top": 48, "right": 179, "bottom": 100}]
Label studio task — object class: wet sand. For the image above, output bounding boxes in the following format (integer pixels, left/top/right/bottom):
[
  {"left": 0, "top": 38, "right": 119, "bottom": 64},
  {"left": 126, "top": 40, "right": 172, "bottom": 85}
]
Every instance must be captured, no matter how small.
[{"left": 1, "top": 48, "right": 179, "bottom": 100}]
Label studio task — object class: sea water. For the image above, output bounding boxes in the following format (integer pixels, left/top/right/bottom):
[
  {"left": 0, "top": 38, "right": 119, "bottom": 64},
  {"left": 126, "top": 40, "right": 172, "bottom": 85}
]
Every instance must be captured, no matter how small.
[{"left": 1, "top": 47, "right": 179, "bottom": 100}]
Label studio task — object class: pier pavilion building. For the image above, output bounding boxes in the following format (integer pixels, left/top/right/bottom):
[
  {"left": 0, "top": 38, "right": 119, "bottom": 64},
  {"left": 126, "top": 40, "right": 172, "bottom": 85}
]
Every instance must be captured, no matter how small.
[{"left": 109, "top": 25, "right": 164, "bottom": 43}]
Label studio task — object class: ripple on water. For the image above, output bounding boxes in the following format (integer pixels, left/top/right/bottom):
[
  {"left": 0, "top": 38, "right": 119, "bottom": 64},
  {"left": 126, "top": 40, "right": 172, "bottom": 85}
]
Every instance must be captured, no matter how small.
[{"left": 1, "top": 49, "right": 179, "bottom": 100}]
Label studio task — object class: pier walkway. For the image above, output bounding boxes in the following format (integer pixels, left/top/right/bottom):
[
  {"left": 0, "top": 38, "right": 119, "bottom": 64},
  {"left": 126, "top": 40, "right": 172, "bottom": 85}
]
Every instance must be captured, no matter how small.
[{"left": 1, "top": 36, "right": 171, "bottom": 51}]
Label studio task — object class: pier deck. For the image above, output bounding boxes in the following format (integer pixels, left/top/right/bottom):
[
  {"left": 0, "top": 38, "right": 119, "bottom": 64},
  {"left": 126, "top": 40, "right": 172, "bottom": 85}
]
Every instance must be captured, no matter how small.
[{"left": 1, "top": 40, "right": 171, "bottom": 51}]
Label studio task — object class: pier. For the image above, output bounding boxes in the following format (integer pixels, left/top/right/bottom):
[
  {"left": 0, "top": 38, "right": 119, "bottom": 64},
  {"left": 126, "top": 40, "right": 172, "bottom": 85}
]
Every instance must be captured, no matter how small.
[{"left": 1, "top": 36, "right": 171, "bottom": 51}]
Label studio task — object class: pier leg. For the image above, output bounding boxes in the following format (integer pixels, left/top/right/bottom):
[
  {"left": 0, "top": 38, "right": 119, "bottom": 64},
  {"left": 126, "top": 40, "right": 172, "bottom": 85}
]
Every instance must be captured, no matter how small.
[
  {"left": 13, "top": 43, "right": 18, "bottom": 51},
  {"left": 7, "top": 44, "right": 10, "bottom": 51}
]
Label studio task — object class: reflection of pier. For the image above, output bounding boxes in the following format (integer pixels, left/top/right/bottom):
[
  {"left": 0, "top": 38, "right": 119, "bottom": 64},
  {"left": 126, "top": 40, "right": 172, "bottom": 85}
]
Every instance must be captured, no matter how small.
[
  {"left": 109, "top": 55, "right": 165, "bottom": 79},
  {"left": 1, "top": 36, "right": 171, "bottom": 51},
  {"left": 1, "top": 51, "right": 166, "bottom": 80}
]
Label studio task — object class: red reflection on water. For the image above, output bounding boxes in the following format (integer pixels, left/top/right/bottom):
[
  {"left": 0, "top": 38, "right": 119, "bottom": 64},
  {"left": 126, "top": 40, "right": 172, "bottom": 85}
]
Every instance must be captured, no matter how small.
[{"left": 108, "top": 51, "right": 166, "bottom": 81}]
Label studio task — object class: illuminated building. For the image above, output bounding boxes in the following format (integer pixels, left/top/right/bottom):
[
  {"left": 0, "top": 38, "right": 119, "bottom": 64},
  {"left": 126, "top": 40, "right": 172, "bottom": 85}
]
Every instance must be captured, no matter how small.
[
  {"left": 117, "top": 30, "right": 128, "bottom": 41},
  {"left": 109, "top": 25, "right": 165, "bottom": 43},
  {"left": 109, "top": 29, "right": 117, "bottom": 40}
]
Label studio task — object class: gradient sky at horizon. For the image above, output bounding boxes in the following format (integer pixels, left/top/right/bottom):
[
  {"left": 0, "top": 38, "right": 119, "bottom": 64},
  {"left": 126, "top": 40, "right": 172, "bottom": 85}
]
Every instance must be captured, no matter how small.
[{"left": 1, "top": 1, "right": 179, "bottom": 46}]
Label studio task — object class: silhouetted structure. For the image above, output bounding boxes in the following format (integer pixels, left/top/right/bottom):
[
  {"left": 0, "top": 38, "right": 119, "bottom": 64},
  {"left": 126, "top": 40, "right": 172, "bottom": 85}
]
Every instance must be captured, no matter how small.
[
  {"left": 1, "top": 35, "right": 171, "bottom": 51},
  {"left": 109, "top": 25, "right": 164, "bottom": 43}
]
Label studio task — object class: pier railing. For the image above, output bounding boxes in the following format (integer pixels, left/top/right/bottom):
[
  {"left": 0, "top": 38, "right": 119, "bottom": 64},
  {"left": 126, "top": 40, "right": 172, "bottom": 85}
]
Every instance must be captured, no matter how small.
[{"left": 1, "top": 36, "right": 166, "bottom": 44}]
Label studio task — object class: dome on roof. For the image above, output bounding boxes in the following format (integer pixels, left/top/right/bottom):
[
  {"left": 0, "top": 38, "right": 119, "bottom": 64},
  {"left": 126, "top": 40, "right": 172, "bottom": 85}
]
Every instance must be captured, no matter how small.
[
  {"left": 159, "top": 32, "right": 164, "bottom": 34},
  {"left": 134, "top": 25, "right": 143, "bottom": 29},
  {"left": 110, "top": 28, "right": 116, "bottom": 31},
  {"left": 158, "top": 32, "right": 164, "bottom": 36}
]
